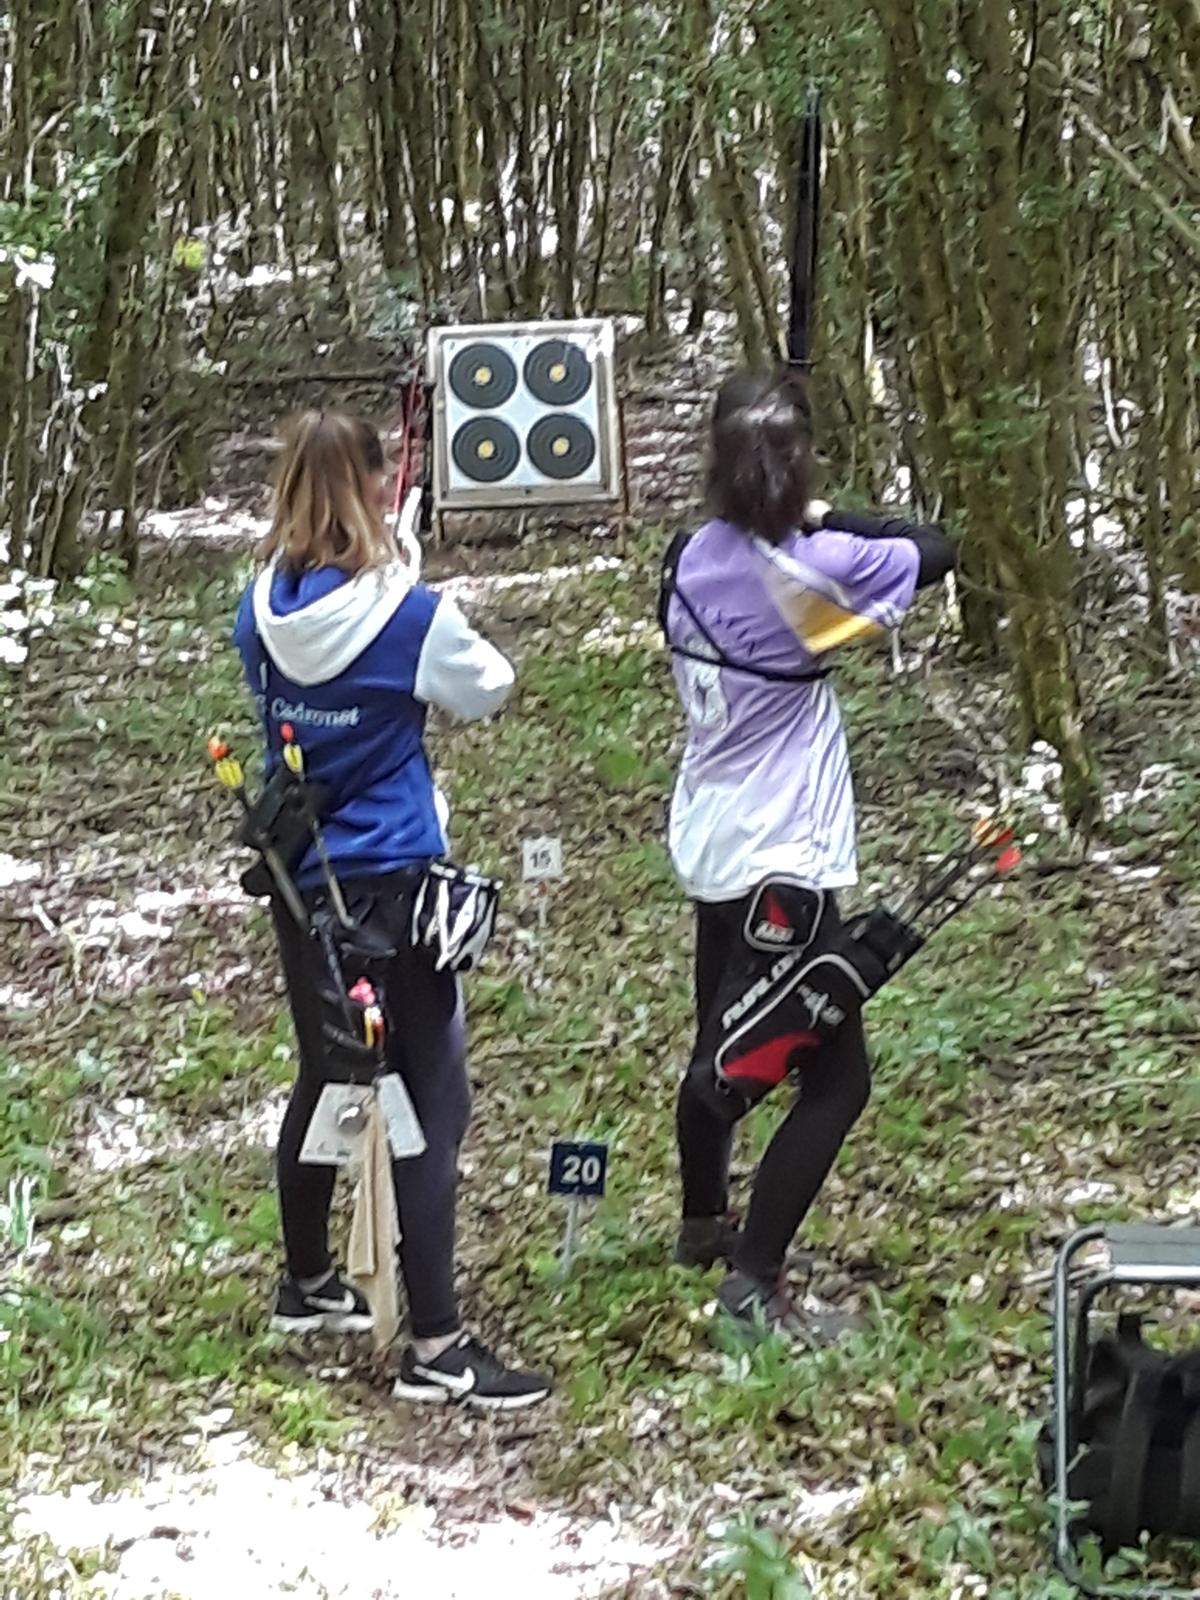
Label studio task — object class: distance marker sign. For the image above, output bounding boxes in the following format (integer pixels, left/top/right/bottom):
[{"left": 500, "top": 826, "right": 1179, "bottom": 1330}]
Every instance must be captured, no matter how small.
[
  {"left": 522, "top": 836, "right": 563, "bottom": 881},
  {"left": 548, "top": 1141, "right": 608, "bottom": 1199}
]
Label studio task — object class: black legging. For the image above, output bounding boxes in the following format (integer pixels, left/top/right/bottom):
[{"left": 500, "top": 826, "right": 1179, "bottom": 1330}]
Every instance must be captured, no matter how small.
[
  {"left": 676, "top": 894, "right": 871, "bottom": 1282},
  {"left": 272, "top": 888, "right": 470, "bottom": 1339}
]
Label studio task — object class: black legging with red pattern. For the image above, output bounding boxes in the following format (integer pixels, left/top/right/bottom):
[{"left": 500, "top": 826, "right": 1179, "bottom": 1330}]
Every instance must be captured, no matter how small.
[{"left": 676, "top": 892, "right": 871, "bottom": 1282}]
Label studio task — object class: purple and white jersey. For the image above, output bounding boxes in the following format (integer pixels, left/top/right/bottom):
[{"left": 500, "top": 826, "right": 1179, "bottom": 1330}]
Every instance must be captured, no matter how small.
[{"left": 666, "top": 518, "right": 919, "bottom": 902}]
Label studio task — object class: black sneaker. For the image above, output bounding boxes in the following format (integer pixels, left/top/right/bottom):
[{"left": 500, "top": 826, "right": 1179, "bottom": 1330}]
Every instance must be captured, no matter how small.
[
  {"left": 270, "top": 1270, "right": 374, "bottom": 1335},
  {"left": 673, "top": 1215, "right": 741, "bottom": 1269},
  {"left": 716, "top": 1270, "right": 864, "bottom": 1347},
  {"left": 392, "top": 1332, "right": 552, "bottom": 1411}
]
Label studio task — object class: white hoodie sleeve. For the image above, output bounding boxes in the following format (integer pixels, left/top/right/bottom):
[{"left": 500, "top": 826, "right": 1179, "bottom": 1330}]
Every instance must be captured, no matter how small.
[{"left": 414, "top": 596, "right": 515, "bottom": 719}]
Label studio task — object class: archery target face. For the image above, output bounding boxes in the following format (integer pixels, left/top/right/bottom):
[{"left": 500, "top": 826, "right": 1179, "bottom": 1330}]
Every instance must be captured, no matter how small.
[
  {"left": 526, "top": 413, "right": 596, "bottom": 478},
  {"left": 429, "top": 320, "right": 621, "bottom": 509},
  {"left": 448, "top": 342, "right": 518, "bottom": 409},
  {"left": 523, "top": 339, "right": 592, "bottom": 406},
  {"left": 451, "top": 416, "right": 521, "bottom": 482}
]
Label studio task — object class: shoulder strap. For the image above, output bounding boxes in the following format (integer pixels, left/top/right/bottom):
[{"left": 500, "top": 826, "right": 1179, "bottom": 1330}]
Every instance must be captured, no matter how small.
[
  {"left": 1176, "top": 1371, "right": 1200, "bottom": 1537},
  {"left": 658, "top": 532, "right": 830, "bottom": 687},
  {"left": 1102, "top": 1365, "right": 1164, "bottom": 1553},
  {"left": 657, "top": 530, "right": 690, "bottom": 640}
]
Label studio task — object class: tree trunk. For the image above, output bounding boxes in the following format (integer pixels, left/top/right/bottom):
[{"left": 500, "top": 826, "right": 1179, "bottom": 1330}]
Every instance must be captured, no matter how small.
[
  {"left": 676, "top": 155, "right": 709, "bottom": 335},
  {"left": 514, "top": 0, "right": 546, "bottom": 314},
  {"left": 48, "top": 0, "right": 165, "bottom": 576},
  {"left": 644, "top": 92, "right": 684, "bottom": 345},
  {"left": 1160, "top": 273, "right": 1200, "bottom": 590},
  {"left": 79, "top": 11, "right": 163, "bottom": 386}
]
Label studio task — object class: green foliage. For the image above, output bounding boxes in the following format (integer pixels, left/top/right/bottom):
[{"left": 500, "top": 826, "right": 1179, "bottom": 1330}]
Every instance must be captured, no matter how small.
[
  {"left": 171, "top": 236, "right": 206, "bottom": 273},
  {"left": 3, "top": 514, "right": 1199, "bottom": 1594},
  {"left": 708, "top": 1516, "right": 814, "bottom": 1599}
]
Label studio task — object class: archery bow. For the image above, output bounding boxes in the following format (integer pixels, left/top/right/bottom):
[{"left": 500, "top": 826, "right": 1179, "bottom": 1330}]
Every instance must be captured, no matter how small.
[
  {"left": 786, "top": 88, "right": 823, "bottom": 375},
  {"left": 388, "top": 341, "right": 431, "bottom": 574}
]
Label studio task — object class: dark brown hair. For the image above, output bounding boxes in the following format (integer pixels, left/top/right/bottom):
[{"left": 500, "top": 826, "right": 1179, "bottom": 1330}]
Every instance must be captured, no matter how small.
[
  {"left": 707, "top": 369, "right": 813, "bottom": 544},
  {"left": 260, "top": 411, "right": 390, "bottom": 574}
]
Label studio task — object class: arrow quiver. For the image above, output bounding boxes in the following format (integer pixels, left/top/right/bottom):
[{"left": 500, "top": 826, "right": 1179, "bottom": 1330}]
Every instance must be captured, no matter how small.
[
  {"left": 207, "top": 730, "right": 396, "bottom": 1086},
  {"left": 692, "top": 817, "right": 1022, "bottom": 1122}
]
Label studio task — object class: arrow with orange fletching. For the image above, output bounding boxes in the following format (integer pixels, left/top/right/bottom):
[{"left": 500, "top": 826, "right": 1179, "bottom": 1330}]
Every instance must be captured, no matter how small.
[{"left": 896, "top": 812, "right": 1022, "bottom": 936}]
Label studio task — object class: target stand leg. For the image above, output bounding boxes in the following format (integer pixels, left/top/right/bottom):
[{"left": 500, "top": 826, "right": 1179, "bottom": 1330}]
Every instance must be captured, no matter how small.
[{"left": 615, "top": 396, "right": 632, "bottom": 556}]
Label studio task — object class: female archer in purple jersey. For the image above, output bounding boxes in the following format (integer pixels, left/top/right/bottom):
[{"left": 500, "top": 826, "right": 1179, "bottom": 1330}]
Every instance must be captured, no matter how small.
[{"left": 661, "top": 371, "right": 955, "bottom": 1341}]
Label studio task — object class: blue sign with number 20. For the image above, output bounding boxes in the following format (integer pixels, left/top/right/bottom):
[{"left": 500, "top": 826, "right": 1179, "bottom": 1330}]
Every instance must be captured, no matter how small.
[{"left": 548, "top": 1141, "right": 608, "bottom": 1198}]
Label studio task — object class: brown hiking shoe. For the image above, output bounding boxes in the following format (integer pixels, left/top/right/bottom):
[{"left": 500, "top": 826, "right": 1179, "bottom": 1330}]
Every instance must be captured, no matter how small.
[{"left": 715, "top": 1270, "right": 865, "bottom": 1346}]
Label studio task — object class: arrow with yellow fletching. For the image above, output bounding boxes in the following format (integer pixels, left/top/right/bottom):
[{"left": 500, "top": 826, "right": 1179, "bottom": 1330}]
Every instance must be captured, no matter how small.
[{"left": 205, "top": 733, "right": 311, "bottom": 928}]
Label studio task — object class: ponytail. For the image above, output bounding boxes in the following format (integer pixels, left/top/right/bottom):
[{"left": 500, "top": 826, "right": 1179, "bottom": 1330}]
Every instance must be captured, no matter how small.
[{"left": 260, "top": 411, "right": 392, "bottom": 575}]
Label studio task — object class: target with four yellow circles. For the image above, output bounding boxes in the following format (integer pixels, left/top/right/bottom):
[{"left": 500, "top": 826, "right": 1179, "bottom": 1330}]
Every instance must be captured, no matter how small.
[{"left": 431, "top": 320, "right": 621, "bottom": 506}]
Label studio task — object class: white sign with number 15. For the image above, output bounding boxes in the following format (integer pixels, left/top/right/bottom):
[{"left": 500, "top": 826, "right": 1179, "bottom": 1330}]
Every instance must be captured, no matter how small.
[{"left": 522, "top": 836, "right": 563, "bottom": 881}]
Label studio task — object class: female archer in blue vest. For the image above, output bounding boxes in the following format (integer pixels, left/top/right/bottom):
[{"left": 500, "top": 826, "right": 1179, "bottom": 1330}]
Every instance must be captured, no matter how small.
[{"left": 235, "top": 410, "right": 550, "bottom": 1409}]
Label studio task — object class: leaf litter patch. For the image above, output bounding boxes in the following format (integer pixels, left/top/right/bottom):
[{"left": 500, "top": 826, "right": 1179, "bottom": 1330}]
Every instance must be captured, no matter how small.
[{"left": 81, "top": 1086, "right": 286, "bottom": 1178}]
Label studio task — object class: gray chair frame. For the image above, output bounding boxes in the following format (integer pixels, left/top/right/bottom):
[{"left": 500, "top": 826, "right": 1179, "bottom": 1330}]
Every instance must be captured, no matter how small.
[{"left": 1052, "top": 1222, "right": 1200, "bottom": 1597}]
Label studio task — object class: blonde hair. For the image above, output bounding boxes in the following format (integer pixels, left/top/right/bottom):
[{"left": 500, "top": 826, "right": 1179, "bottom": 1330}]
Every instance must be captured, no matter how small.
[{"left": 261, "top": 411, "right": 393, "bottom": 574}]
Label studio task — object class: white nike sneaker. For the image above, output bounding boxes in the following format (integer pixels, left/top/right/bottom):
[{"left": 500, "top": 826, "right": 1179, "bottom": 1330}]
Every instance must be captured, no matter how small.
[
  {"left": 270, "top": 1269, "right": 374, "bottom": 1334},
  {"left": 392, "top": 1332, "right": 552, "bottom": 1410}
]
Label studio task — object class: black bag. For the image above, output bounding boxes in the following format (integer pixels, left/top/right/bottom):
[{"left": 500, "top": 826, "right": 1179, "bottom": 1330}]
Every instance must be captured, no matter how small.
[{"left": 1038, "top": 1314, "right": 1200, "bottom": 1553}]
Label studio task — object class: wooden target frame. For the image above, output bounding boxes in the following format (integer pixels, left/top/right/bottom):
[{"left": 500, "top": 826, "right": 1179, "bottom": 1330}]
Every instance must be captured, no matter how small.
[{"left": 427, "top": 319, "right": 624, "bottom": 513}]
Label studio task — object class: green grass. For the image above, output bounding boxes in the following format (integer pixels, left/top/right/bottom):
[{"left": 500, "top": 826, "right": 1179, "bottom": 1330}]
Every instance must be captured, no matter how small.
[{"left": 2, "top": 531, "right": 1198, "bottom": 1595}]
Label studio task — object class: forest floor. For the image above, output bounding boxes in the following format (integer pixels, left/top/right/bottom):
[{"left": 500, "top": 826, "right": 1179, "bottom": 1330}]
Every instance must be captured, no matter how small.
[{"left": 3, "top": 364, "right": 1200, "bottom": 1597}]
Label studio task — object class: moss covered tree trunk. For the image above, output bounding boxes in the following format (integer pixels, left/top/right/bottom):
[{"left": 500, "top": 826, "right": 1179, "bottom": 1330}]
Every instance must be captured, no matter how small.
[{"left": 43, "top": 0, "right": 169, "bottom": 580}]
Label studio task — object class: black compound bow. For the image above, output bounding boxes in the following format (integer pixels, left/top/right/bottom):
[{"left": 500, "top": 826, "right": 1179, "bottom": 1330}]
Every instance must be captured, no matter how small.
[{"left": 786, "top": 88, "right": 823, "bottom": 377}]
